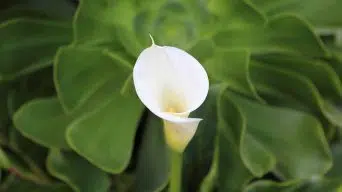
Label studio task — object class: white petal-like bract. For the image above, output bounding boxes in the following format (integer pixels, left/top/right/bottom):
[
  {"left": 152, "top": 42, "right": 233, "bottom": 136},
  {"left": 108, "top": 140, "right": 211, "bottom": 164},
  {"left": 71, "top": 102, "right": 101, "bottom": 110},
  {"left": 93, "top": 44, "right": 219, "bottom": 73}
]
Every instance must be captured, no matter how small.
[{"left": 133, "top": 41, "right": 209, "bottom": 152}]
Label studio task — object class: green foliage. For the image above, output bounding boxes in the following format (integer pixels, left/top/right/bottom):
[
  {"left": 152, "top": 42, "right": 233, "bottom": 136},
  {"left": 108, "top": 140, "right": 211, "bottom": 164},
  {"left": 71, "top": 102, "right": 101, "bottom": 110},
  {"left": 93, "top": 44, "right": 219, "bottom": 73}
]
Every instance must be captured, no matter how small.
[{"left": 0, "top": 0, "right": 342, "bottom": 191}]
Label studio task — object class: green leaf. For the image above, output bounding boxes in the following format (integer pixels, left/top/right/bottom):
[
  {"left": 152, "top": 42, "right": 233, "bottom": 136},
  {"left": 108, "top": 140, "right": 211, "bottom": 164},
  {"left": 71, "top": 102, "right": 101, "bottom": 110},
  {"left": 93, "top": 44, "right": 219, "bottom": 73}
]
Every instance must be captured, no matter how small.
[
  {"left": 0, "top": 125, "right": 50, "bottom": 183},
  {"left": 0, "top": 0, "right": 75, "bottom": 21},
  {"left": 7, "top": 67, "right": 56, "bottom": 117},
  {"left": 47, "top": 149, "right": 110, "bottom": 192},
  {"left": 329, "top": 49, "right": 342, "bottom": 82},
  {"left": 13, "top": 97, "right": 72, "bottom": 149},
  {"left": 8, "top": 128, "right": 50, "bottom": 181},
  {"left": 54, "top": 46, "right": 143, "bottom": 172},
  {"left": 247, "top": 0, "right": 342, "bottom": 27},
  {"left": 66, "top": 91, "right": 143, "bottom": 173},
  {"left": 0, "top": 7, "right": 49, "bottom": 22},
  {"left": 14, "top": 90, "right": 143, "bottom": 174},
  {"left": 73, "top": 0, "right": 206, "bottom": 54},
  {"left": 250, "top": 61, "right": 342, "bottom": 128},
  {"left": 0, "top": 19, "right": 72, "bottom": 80},
  {"left": 245, "top": 179, "right": 342, "bottom": 192},
  {"left": 188, "top": 39, "right": 215, "bottom": 63},
  {"left": 72, "top": 0, "right": 137, "bottom": 55},
  {"left": 204, "top": 50, "right": 262, "bottom": 101},
  {"left": 207, "top": 0, "right": 326, "bottom": 56},
  {"left": 227, "top": 91, "right": 332, "bottom": 179},
  {"left": 13, "top": 93, "right": 143, "bottom": 176},
  {"left": 54, "top": 46, "right": 134, "bottom": 113},
  {"left": 135, "top": 112, "right": 169, "bottom": 192},
  {"left": 216, "top": 91, "right": 257, "bottom": 191},
  {"left": 300, "top": 178, "right": 342, "bottom": 192},
  {"left": 0, "top": 147, "right": 47, "bottom": 184},
  {"left": 109, "top": 1, "right": 146, "bottom": 56},
  {"left": 0, "top": 176, "right": 72, "bottom": 192},
  {"left": 240, "top": 132, "right": 275, "bottom": 177},
  {"left": 253, "top": 54, "right": 342, "bottom": 100},
  {"left": 111, "top": 173, "right": 135, "bottom": 192},
  {"left": 213, "top": 15, "right": 327, "bottom": 57},
  {"left": 67, "top": 90, "right": 142, "bottom": 173},
  {"left": 244, "top": 181, "right": 301, "bottom": 192},
  {"left": 55, "top": 46, "right": 143, "bottom": 172},
  {"left": 207, "top": 0, "right": 265, "bottom": 26},
  {"left": 12, "top": 0, "right": 75, "bottom": 19},
  {"left": 140, "top": 1, "right": 202, "bottom": 49},
  {"left": 0, "top": 147, "right": 10, "bottom": 168},
  {"left": 72, "top": 0, "right": 116, "bottom": 46},
  {"left": 201, "top": 86, "right": 255, "bottom": 192},
  {"left": 184, "top": 86, "right": 228, "bottom": 191},
  {"left": 327, "top": 141, "right": 342, "bottom": 179}
]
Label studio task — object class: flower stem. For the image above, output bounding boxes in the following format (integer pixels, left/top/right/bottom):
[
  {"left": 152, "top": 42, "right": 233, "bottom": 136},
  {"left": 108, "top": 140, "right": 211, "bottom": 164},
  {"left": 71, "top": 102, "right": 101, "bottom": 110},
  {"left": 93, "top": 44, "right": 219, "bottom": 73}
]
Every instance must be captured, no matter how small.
[{"left": 169, "top": 149, "right": 183, "bottom": 192}]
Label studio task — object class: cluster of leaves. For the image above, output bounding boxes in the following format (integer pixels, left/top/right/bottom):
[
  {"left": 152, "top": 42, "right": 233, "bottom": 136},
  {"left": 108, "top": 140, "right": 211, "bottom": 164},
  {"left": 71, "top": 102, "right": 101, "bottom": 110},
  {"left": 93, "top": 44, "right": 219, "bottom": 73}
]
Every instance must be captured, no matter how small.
[{"left": 0, "top": 0, "right": 342, "bottom": 191}]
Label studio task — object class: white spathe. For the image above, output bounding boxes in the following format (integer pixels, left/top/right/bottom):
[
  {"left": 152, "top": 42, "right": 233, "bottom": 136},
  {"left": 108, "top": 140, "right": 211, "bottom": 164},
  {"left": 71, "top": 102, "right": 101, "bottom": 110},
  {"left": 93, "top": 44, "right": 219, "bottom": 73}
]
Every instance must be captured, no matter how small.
[{"left": 133, "top": 41, "right": 209, "bottom": 153}]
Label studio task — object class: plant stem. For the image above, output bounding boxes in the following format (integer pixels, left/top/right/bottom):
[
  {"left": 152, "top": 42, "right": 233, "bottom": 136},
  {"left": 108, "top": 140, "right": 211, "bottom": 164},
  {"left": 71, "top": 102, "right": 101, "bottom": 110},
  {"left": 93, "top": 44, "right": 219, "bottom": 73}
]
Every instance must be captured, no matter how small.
[{"left": 169, "top": 150, "right": 183, "bottom": 192}]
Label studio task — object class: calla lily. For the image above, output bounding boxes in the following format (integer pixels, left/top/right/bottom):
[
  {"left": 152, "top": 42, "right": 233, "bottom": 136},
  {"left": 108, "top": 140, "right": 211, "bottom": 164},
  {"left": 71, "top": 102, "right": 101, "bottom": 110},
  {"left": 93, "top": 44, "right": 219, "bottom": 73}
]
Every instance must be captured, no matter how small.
[{"left": 133, "top": 39, "right": 209, "bottom": 153}]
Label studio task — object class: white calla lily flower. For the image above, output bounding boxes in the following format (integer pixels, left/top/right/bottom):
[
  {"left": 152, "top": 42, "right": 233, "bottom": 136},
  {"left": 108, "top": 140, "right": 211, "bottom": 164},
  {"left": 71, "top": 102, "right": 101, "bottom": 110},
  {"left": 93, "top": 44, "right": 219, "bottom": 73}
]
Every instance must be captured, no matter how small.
[{"left": 133, "top": 39, "right": 209, "bottom": 153}]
